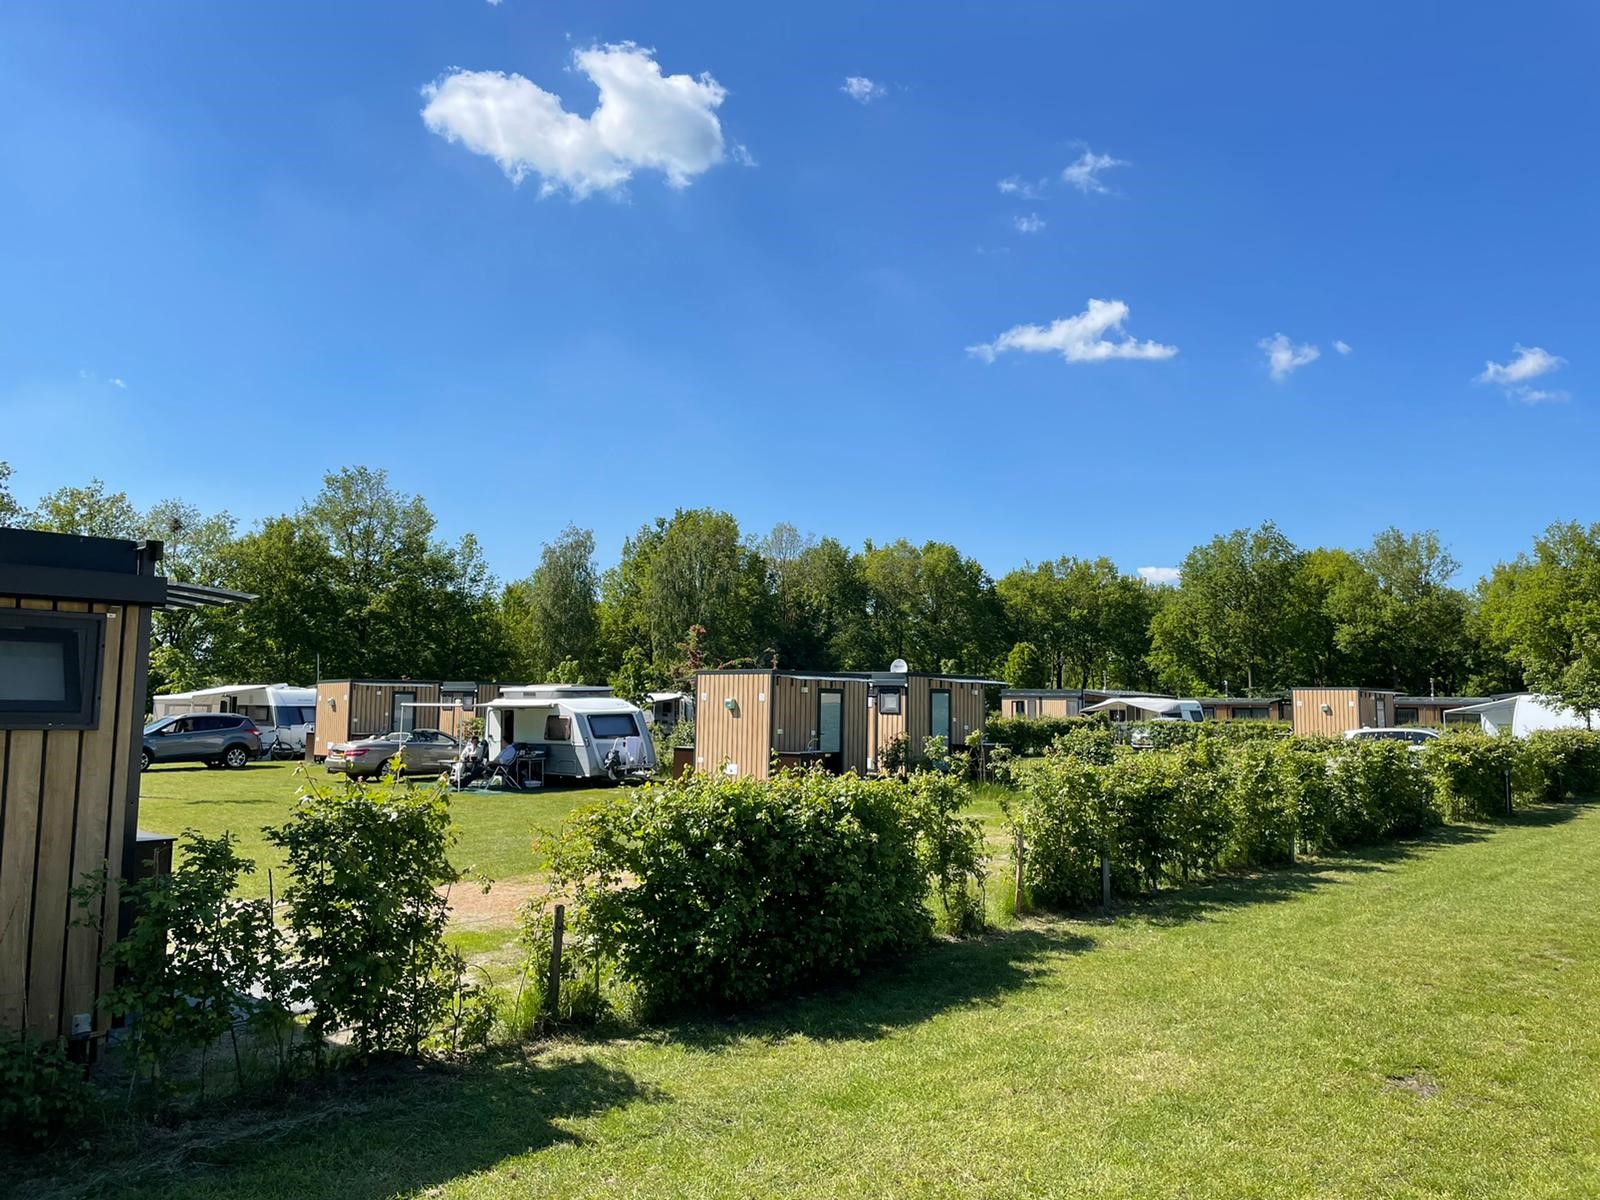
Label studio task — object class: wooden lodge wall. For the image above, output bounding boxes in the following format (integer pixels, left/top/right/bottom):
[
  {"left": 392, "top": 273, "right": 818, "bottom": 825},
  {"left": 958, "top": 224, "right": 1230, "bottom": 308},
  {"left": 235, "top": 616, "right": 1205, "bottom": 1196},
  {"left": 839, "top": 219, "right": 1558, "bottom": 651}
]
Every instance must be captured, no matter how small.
[{"left": 0, "top": 595, "right": 149, "bottom": 1041}]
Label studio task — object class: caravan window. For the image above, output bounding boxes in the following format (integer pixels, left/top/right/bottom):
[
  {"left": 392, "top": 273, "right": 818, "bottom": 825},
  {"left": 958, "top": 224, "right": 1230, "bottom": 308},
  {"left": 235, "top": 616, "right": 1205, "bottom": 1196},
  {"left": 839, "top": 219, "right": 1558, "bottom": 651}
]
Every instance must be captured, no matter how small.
[
  {"left": 275, "top": 705, "right": 315, "bottom": 726},
  {"left": 544, "top": 715, "right": 572, "bottom": 741},
  {"left": 587, "top": 713, "right": 639, "bottom": 739}
]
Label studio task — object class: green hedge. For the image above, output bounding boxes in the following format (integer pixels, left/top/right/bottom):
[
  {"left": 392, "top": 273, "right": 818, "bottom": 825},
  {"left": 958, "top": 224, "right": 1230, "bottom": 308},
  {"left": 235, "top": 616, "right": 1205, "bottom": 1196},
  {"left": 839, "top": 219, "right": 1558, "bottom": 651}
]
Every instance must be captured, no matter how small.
[
  {"left": 1520, "top": 728, "right": 1600, "bottom": 802},
  {"left": 1420, "top": 731, "right": 1517, "bottom": 820},
  {"left": 549, "top": 769, "right": 985, "bottom": 1013},
  {"left": 984, "top": 714, "right": 1095, "bottom": 755}
]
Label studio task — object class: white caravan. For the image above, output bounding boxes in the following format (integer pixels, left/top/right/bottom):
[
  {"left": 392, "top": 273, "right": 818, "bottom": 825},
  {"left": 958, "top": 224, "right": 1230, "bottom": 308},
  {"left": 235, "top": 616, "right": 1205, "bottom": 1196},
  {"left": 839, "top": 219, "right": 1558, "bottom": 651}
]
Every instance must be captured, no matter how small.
[
  {"left": 483, "top": 694, "right": 655, "bottom": 783},
  {"left": 1443, "top": 694, "right": 1597, "bottom": 737},
  {"left": 151, "top": 684, "right": 317, "bottom": 753},
  {"left": 643, "top": 691, "right": 696, "bottom": 728}
]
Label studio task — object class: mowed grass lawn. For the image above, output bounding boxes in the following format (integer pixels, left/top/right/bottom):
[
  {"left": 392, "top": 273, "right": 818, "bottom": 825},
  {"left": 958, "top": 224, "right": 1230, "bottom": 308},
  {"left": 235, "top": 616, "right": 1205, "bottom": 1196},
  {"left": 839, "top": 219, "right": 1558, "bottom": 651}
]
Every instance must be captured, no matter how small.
[
  {"left": 42, "top": 801, "right": 1600, "bottom": 1200},
  {"left": 137, "top": 762, "right": 609, "bottom": 900}
]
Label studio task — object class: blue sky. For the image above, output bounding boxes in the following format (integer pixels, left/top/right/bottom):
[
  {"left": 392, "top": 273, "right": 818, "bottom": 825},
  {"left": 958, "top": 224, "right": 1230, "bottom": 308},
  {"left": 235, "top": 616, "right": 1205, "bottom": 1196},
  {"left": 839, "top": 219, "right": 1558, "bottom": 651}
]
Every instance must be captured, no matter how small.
[{"left": 2, "top": 2, "right": 1595, "bottom": 586}]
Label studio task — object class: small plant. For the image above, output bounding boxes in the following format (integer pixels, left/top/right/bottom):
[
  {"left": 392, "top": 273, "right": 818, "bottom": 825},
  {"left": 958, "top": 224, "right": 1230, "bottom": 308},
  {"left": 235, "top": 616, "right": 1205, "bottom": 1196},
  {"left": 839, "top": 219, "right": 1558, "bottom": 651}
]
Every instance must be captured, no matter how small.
[
  {"left": 0, "top": 1032, "right": 93, "bottom": 1145},
  {"left": 879, "top": 732, "right": 909, "bottom": 775}
]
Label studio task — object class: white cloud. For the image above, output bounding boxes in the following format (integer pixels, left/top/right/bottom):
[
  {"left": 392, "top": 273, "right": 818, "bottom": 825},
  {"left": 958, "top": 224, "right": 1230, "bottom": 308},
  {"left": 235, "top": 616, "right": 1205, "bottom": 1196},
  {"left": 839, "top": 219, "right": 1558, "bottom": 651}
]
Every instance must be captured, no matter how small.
[
  {"left": 1334, "top": 340, "right": 1352, "bottom": 355},
  {"left": 1138, "top": 566, "right": 1181, "bottom": 586},
  {"left": 420, "top": 43, "right": 730, "bottom": 198},
  {"left": 968, "top": 299, "right": 1178, "bottom": 365},
  {"left": 1013, "top": 213, "right": 1046, "bottom": 234},
  {"left": 1477, "top": 344, "right": 1564, "bottom": 387},
  {"left": 110, "top": 377, "right": 127, "bottom": 389},
  {"left": 1258, "top": 333, "right": 1320, "bottom": 381},
  {"left": 997, "top": 175, "right": 1042, "bottom": 199},
  {"left": 1061, "top": 148, "right": 1127, "bottom": 194},
  {"left": 1513, "top": 387, "right": 1569, "bottom": 405},
  {"left": 841, "top": 76, "right": 886, "bottom": 104}
]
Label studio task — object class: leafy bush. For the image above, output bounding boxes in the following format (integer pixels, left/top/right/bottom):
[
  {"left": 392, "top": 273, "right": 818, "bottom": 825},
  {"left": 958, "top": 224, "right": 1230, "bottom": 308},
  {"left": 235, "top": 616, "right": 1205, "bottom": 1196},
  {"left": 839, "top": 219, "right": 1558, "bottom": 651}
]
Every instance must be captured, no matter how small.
[
  {"left": 984, "top": 715, "right": 1095, "bottom": 756},
  {"left": 1010, "top": 754, "right": 1116, "bottom": 908},
  {"left": 903, "top": 769, "right": 987, "bottom": 935},
  {"left": 1047, "top": 723, "right": 1117, "bottom": 764},
  {"left": 268, "top": 770, "right": 464, "bottom": 1059},
  {"left": 99, "top": 831, "right": 285, "bottom": 1091},
  {"left": 1520, "top": 728, "right": 1600, "bottom": 802},
  {"left": 1421, "top": 731, "right": 1518, "bottom": 820},
  {"left": 1219, "top": 739, "right": 1299, "bottom": 867},
  {"left": 879, "top": 732, "right": 909, "bottom": 774},
  {"left": 0, "top": 1032, "right": 93, "bottom": 1145},
  {"left": 548, "top": 768, "right": 983, "bottom": 1013},
  {"left": 1204, "top": 720, "right": 1294, "bottom": 743},
  {"left": 1327, "top": 739, "right": 1439, "bottom": 843}
]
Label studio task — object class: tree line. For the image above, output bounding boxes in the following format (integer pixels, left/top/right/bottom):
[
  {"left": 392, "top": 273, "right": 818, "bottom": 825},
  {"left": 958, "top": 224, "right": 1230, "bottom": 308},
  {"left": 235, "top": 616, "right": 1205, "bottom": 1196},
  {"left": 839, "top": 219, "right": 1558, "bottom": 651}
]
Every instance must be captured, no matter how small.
[{"left": 4, "top": 461, "right": 1597, "bottom": 713}]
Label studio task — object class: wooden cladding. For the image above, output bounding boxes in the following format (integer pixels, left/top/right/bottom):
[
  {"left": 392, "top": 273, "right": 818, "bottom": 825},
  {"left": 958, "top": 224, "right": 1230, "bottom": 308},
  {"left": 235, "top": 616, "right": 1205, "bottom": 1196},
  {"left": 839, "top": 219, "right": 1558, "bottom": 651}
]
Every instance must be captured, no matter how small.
[
  {"left": 1290, "top": 688, "right": 1395, "bottom": 737},
  {"left": 0, "top": 594, "right": 149, "bottom": 1041},
  {"left": 313, "top": 681, "right": 504, "bottom": 755}
]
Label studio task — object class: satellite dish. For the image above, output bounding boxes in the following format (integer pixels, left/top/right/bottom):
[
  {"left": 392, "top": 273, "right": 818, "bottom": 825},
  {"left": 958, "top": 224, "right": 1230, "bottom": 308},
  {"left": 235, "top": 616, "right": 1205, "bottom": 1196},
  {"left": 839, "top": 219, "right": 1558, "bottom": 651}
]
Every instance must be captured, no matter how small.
[{"left": 889, "top": 658, "right": 909, "bottom": 674}]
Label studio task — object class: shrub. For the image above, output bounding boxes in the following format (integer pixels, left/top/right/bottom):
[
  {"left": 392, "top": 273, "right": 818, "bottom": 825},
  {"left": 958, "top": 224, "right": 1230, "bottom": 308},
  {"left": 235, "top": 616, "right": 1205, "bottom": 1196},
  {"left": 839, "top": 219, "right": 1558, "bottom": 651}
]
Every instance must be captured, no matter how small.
[
  {"left": 984, "top": 715, "right": 1095, "bottom": 756},
  {"left": 1421, "top": 731, "right": 1518, "bottom": 820},
  {"left": 902, "top": 769, "right": 987, "bottom": 935},
  {"left": 548, "top": 768, "right": 979, "bottom": 1012},
  {"left": 99, "top": 831, "right": 284, "bottom": 1092},
  {"left": 1327, "top": 739, "right": 1439, "bottom": 843},
  {"left": 268, "top": 770, "right": 464, "bottom": 1059},
  {"left": 1220, "top": 739, "right": 1299, "bottom": 867},
  {"left": 1047, "top": 723, "right": 1117, "bottom": 764},
  {"left": 880, "top": 732, "right": 909, "bottom": 774},
  {"left": 0, "top": 1032, "right": 93, "bottom": 1145},
  {"left": 1204, "top": 720, "right": 1294, "bottom": 743},
  {"left": 1520, "top": 728, "right": 1600, "bottom": 802},
  {"left": 1011, "top": 755, "right": 1116, "bottom": 908}
]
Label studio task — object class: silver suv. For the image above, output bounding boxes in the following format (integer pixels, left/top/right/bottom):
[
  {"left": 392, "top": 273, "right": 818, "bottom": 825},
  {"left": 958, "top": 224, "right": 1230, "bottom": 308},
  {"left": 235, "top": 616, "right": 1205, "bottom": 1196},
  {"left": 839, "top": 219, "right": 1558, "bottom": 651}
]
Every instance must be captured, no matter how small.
[{"left": 142, "top": 713, "right": 263, "bottom": 771}]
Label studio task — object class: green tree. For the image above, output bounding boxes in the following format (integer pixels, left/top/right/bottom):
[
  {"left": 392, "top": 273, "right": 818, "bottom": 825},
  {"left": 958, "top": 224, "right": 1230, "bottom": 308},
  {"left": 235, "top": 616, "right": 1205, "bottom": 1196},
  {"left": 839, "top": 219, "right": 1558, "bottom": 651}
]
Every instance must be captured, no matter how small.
[
  {"left": 997, "top": 557, "right": 1155, "bottom": 688},
  {"left": 1149, "top": 523, "right": 1304, "bottom": 693},
  {"left": 1479, "top": 521, "right": 1600, "bottom": 720},
  {"left": 1003, "top": 641, "right": 1050, "bottom": 688},
  {"left": 143, "top": 500, "right": 238, "bottom": 694},
  {"left": 29, "top": 478, "right": 140, "bottom": 538},
  {"left": 860, "top": 540, "right": 1001, "bottom": 674},
  {"left": 0, "top": 461, "right": 28, "bottom": 527},
  {"left": 502, "top": 525, "right": 600, "bottom": 681}
]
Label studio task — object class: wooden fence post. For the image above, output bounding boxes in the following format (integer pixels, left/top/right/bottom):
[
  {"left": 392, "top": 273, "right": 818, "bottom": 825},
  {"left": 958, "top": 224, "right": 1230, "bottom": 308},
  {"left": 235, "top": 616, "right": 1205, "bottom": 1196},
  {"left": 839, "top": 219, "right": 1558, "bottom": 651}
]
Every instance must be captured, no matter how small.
[
  {"left": 1100, "top": 843, "right": 1112, "bottom": 912},
  {"left": 547, "top": 903, "right": 565, "bottom": 1021},
  {"left": 1012, "top": 826, "right": 1026, "bottom": 916},
  {"left": 1504, "top": 767, "right": 1514, "bottom": 818}
]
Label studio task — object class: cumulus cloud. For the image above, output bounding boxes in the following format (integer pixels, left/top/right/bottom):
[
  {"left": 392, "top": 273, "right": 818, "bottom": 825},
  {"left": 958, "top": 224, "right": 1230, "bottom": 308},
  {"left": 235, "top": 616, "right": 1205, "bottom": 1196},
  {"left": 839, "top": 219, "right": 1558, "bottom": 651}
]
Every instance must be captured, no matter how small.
[
  {"left": 420, "top": 43, "right": 730, "bottom": 197},
  {"left": 841, "top": 76, "right": 886, "bottom": 104},
  {"left": 1013, "top": 213, "right": 1046, "bottom": 234},
  {"left": 1476, "top": 345, "right": 1570, "bottom": 404},
  {"left": 1334, "top": 340, "right": 1352, "bottom": 355},
  {"left": 1138, "top": 566, "right": 1181, "bottom": 586},
  {"left": 110, "top": 377, "right": 127, "bottom": 389},
  {"left": 997, "top": 175, "right": 1043, "bottom": 199},
  {"left": 1258, "top": 333, "right": 1320, "bottom": 381},
  {"left": 1477, "top": 344, "right": 1564, "bottom": 386},
  {"left": 968, "top": 299, "right": 1178, "bottom": 365},
  {"left": 1061, "top": 148, "right": 1127, "bottom": 194}
]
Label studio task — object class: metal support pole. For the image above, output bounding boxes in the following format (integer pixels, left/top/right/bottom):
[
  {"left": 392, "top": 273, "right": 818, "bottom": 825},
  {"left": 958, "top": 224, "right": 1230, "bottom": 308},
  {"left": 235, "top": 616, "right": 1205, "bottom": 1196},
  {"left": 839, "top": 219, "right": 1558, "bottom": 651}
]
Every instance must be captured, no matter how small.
[
  {"left": 547, "top": 903, "right": 565, "bottom": 1021},
  {"left": 1012, "top": 827, "right": 1026, "bottom": 916},
  {"left": 1101, "top": 844, "right": 1112, "bottom": 911}
]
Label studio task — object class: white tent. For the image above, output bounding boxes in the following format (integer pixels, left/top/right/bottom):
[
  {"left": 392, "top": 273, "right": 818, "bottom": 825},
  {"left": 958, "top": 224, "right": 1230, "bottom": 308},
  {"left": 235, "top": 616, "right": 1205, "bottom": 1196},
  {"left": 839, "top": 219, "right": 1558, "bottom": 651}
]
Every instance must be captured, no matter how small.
[{"left": 1442, "top": 694, "right": 1596, "bottom": 737}]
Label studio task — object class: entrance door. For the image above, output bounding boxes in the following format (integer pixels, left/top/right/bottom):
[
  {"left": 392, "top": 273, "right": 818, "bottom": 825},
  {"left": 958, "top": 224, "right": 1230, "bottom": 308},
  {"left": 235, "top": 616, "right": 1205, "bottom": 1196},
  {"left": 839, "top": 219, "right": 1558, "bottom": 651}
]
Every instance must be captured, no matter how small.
[
  {"left": 818, "top": 689, "right": 843, "bottom": 771},
  {"left": 391, "top": 691, "right": 416, "bottom": 733},
  {"left": 930, "top": 689, "right": 952, "bottom": 746}
]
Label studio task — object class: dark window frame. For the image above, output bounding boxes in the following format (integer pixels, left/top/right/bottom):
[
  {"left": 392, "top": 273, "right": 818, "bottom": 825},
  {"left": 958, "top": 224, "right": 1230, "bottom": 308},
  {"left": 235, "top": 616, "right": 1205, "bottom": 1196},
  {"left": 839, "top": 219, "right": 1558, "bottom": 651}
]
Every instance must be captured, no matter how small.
[
  {"left": 878, "top": 687, "right": 903, "bottom": 715},
  {"left": 817, "top": 687, "right": 844, "bottom": 754},
  {"left": 929, "top": 687, "right": 952, "bottom": 744},
  {"left": 0, "top": 609, "right": 107, "bottom": 731}
]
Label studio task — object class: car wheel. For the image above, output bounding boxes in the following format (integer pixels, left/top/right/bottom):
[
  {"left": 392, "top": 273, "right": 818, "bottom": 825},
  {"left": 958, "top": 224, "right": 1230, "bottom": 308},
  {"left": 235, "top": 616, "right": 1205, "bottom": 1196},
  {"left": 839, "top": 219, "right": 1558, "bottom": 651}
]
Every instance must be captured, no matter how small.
[
  {"left": 140, "top": 749, "right": 151, "bottom": 772},
  {"left": 223, "top": 745, "right": 249, "bottom": 769}
]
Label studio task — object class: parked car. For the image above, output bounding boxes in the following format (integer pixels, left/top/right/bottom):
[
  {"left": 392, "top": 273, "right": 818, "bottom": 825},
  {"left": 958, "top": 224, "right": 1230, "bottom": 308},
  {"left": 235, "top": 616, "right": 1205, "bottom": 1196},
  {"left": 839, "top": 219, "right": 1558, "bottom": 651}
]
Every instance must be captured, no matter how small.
[
  {"left": 1343, "top": 727, "right": 1440, "bottom": 749},
  {"left": 142, "top": 713, "right": 262, "bottom": 771},
  {"left": 324, "top": 728, "right": 461, "bottom": 778}
]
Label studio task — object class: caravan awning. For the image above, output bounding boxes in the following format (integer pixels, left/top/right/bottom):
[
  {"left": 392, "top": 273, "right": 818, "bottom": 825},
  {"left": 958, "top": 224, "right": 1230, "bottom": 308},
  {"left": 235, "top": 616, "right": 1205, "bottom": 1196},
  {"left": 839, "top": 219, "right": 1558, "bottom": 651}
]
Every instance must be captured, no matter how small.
[{"left": 1080, "top": 695, "right": 1187, "bottom": 717}]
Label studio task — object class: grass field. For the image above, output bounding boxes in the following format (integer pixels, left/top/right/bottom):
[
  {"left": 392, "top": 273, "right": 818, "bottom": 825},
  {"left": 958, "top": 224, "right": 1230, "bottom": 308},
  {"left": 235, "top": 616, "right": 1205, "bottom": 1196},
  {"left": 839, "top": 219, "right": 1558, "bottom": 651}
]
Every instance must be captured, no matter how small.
[
  {"left": 22, "top": 799, "right": 1600, "bottom": 1199},
  {"left": 137, "top": 762, "right": 609, "bottom": 899}
]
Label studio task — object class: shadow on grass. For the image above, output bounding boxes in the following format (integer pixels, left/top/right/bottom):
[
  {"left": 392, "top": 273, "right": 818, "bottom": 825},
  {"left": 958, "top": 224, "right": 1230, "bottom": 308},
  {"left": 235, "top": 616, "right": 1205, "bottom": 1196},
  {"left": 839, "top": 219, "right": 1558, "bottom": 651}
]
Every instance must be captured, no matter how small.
[
  {"left": 14, "top": 1051, "right": 660, "bottom": 1200},
  {"left": 660, "top": 925, "right": 1094, "bottom": 1051}
]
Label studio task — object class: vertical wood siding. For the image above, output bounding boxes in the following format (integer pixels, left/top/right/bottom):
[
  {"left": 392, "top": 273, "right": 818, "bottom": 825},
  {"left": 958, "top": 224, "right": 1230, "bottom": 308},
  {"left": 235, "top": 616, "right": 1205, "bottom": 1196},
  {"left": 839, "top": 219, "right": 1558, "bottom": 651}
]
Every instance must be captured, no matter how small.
[
  {"left": 1291, "top": 688, "right": 1391, "bottom": 737},
  {"left": 0, "top": 595, "right": 148, "bottom": 1041},
  {"left": 693, "top": 672, "right": 774, "bottom": 779}
]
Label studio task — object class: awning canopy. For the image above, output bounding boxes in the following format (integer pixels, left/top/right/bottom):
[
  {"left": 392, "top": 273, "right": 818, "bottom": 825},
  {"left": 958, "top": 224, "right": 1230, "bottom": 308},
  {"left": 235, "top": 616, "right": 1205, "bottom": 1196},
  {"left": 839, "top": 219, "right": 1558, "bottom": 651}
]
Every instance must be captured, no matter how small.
[{"left": 1080, "top": 695, "right": 1187, "bottom": 717}]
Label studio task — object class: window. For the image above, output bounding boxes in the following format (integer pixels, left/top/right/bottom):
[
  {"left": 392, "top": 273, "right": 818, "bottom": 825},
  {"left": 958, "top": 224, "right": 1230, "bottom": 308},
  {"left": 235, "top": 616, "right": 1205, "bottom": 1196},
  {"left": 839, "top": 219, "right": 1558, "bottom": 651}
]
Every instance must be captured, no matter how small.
[
  {"left": 1202, "top": 706, "right": 1218, "bottom": 720},
  {"left": 275, "top": 705, "right": 316, "bottom": 726},
  {"left": 1011, "top": 700, "right": 1025, "bottom": 716},
  {"left": 391, "top": 691, "right": 416, "bottom": 732},
  {"left": 588, "top": 713, "right": 639, "bottom": 739},
  {"left": 1235, "top": 706, "right": 1269, "bottom": 721},
  {"left": 818, "top": 689, "right": 843, "bottom": 754},
  {"left": 1395, "top": 707, "right": 1420, "bottom": 726},
  {"left": 0, "top": 610, "right": 105, "bottom": 730},
  {"left": 929, "top": 689, "right": 951, "bottom": 743},
  {"left": 1376, "top": 697, "right": 1388, "bottom": 726},
  {"left": 878, "top": 688, "right": 902, "bottom": 715},
  {"left": 544, "top": 715, "right": 572, "bottom": 741}
]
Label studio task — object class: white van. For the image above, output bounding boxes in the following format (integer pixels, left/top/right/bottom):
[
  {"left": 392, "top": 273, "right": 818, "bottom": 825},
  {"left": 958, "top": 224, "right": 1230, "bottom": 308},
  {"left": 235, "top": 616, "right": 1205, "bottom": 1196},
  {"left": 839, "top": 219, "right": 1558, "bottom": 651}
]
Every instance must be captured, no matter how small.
[
  {"left": 483, "top": 694, "right": 656, "bottom": 783},
  {"left": 151, "top": 684, "right": 317, "bottom": 755}
]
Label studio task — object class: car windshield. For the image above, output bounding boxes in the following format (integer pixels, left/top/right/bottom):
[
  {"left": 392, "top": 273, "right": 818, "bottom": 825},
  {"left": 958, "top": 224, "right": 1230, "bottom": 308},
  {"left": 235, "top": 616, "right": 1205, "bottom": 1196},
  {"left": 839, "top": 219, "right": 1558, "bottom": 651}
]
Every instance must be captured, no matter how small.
[{"left": 143, "top": 717, "right": 175, "bottom": 733}]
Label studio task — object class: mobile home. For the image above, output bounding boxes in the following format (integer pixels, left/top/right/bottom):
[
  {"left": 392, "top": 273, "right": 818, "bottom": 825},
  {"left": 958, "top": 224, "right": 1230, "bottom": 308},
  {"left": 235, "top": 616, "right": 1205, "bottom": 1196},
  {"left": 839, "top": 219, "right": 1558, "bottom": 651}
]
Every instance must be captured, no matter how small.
[
  {"left": 692, "top": 667, "right": 995, "bottom": 780},
  {"left": 1290, "top": 687, "right": 1399, "bottom": 737},
  {"left": 312, "top": 679, "right": 505, "bottom": 757},
  {"left": 0, "top": 529, "right": 247, "bottom": 1043},
  {"left": 482, "top": 693, "right": 655, "bottom": 782}
]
